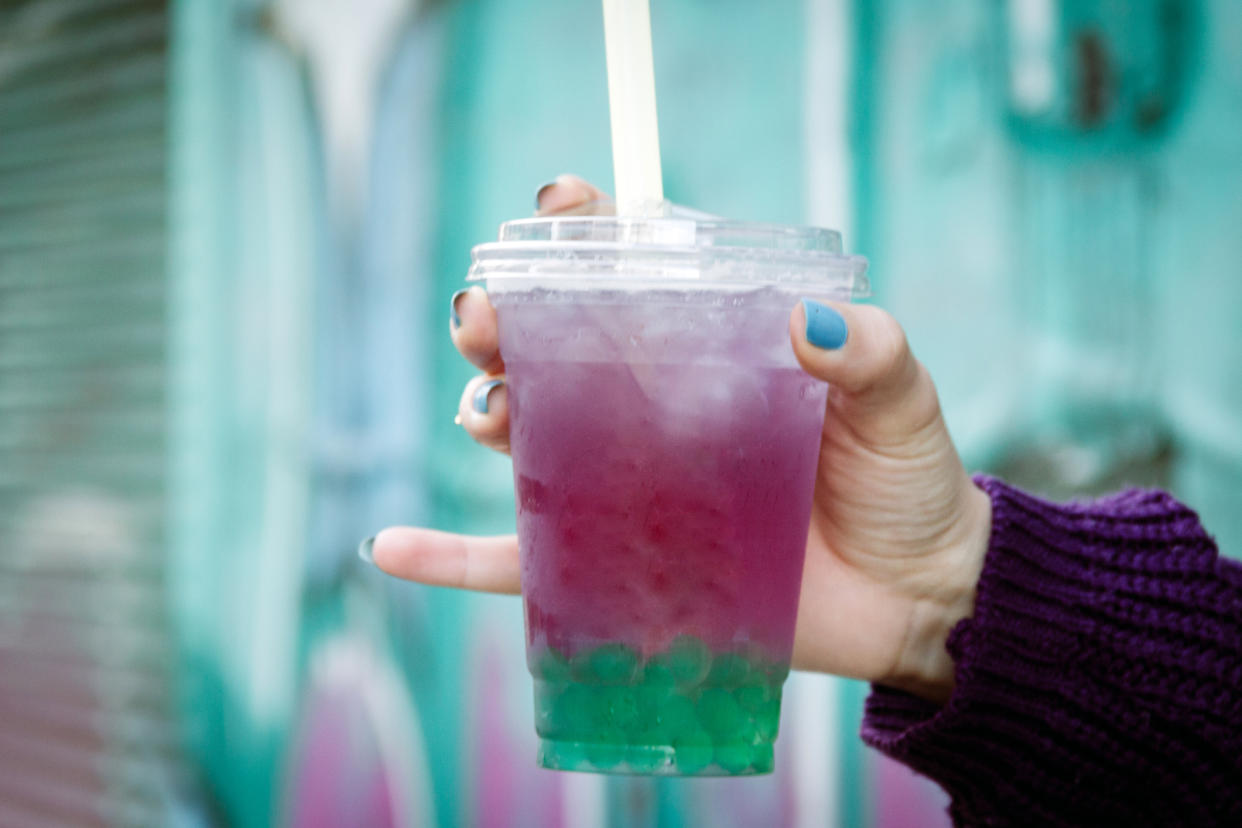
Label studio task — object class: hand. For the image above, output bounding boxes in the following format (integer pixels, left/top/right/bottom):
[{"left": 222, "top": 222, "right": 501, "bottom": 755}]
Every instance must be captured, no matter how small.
[{"left": 369, "top": 175, "right": 991, "bottom": 703}]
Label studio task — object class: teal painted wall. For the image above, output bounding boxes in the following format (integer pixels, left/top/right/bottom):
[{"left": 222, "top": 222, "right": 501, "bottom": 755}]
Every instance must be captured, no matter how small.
[{"left": 160, "top": 1, "right": 1242, "bottom": 826}]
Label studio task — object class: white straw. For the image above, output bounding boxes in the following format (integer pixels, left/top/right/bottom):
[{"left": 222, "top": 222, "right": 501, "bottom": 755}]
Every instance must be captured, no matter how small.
[{"left": 602, "top": 0, "right": 665, "bottom": 216}]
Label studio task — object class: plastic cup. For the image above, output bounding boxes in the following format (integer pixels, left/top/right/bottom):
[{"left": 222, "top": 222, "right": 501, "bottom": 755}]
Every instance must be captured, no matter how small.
[{"left": 468, "top": 215, "right": 868, "bottom": 775}]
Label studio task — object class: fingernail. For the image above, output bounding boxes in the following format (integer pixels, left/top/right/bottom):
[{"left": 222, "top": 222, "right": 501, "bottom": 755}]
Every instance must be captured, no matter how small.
[
  {"left": 535, "top": 180, "right": 558, "bottom": 211},
  {"left": 802, "top": 299, "right": 848, "bottom": 350},
  {"left": 357, "top": 536, "right": 376, "bottom": 565},
  {"left": 473, "top": 378, "right": 504, "bottom": 414},
  {"left": 450, "top": 288, "right": 468, "bottom": 330}
]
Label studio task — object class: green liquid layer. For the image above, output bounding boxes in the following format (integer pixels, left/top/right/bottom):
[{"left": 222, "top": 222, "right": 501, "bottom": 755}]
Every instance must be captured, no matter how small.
[{"left": 531, "top": 636, "right": 787, "bottom": 776}]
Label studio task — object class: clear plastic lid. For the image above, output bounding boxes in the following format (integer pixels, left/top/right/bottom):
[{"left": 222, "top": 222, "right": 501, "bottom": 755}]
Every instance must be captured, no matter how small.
[{"left": 469, "top": 215, "right": 869, "bottom": 297}]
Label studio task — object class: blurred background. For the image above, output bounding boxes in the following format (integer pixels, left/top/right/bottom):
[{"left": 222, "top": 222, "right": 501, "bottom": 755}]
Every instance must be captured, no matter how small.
[{"left": 1, "top": 0, "right": 1239, "bottom": 825}]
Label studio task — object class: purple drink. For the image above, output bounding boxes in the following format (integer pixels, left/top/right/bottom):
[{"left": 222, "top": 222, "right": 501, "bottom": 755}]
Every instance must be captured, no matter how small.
[{"left": 472, "top": 217, "right": 867, "bottom": 775}]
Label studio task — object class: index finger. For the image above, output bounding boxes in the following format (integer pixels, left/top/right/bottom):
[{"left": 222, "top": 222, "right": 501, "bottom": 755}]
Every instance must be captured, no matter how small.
[
  {"left": 451, "top": 176, "right": 613, "bottom": 372},
  {"left": 369, "top": 527, "right": 521, "bottom": 595}
]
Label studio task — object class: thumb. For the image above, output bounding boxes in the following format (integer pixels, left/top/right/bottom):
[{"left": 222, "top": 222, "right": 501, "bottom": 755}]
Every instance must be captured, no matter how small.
[{"left": 789, "top": 300, "right": 941, "bottom": 440}]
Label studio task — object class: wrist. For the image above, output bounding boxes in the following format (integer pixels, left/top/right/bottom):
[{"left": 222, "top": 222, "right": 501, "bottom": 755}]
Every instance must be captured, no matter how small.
[{"left": 885, "top": 480, "right": 991, "bottom": 703}]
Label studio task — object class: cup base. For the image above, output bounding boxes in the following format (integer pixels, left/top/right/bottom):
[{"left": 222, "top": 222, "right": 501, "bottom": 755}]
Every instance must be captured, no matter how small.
[{"left": 537, "top": 737, "right": 774, "bottom": 776}]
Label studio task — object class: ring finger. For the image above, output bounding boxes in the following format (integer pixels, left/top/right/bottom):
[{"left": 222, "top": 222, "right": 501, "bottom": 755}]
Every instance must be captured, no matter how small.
[{"left": 457, "top": 373, "right": 510, "bottom": 454}]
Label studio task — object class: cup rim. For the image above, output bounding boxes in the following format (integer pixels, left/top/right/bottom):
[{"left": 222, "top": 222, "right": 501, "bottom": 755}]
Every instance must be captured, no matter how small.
[{"left": 469, "top": 216, "right": 870, "bottom": 297}]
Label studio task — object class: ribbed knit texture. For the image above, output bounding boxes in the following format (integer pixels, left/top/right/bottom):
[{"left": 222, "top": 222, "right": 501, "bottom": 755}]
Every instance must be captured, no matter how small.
[{"left": 862, "top": 476, "right": 1242, "bottom": 827}]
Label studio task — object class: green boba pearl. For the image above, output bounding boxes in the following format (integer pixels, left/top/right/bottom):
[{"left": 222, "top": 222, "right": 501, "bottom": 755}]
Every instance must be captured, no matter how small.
[
  {"left": 666, "top": 636, "right": 711, "bottom": 686},
  {"left": 599, "top": 686, "right": 642, "bottom": 729},
  {"left": 630, "top": 729, "right": 672, "bottom": 767},
  {"left": 749, "top": 741, "right": 775, "bottom": 773},
  {"left": 696, "top": 688, "right": 743, "bottom": 735},
  {"left": 736, "top": 683, "right": 772, "bottom": 713},
  {"left": 672, "top": 728, "right": 714, "bottom": 774},
  {"left": 627, "top": 745, "right": 670, "bottom": 774},
  {"left": 714, "top": 743, "right": 754, "bottom": 774},
  {"left": 754, "top": 699, "right": 781, "bottom": 741},
  {"left": 634, "top": 682, "right": 672, "bottom": 730},
  {"left": 731, "top": 716, "right": 759, "bottom": 746},
  {"left": 642, "top": 654, "right": 676, "bottom": 687},
  {"left": 573, "top": 643, "right": 639, "bottom": 685},
  {"left": 534, "top": 647, "right": 572, "bottom": 682},
  {"left": 533, "top": 685, "right": 560, "bottom": 737},
  {"left": 585, "top": 730, "right": 627, "bottom": 769},
  {"left": 756, "top": 656, "right": 790, "bottom": 684},
  {"left": 595, "top": 643, "right": 640, "bottom": 683},
  {"left": 734, "top": 644, "right": 780, "bottom": 675},
  {"left": 557, "top": 684, "right": 598, "bottom": 736},
  {"left": 707, "top": 653, "right": 751, "bottom": 685},
  {"left": 653, "top": 693, "right": 698, "bottom": 741},
  {"left": 569, "top": 650, "right": 593, "bottom": 683},
  {"left": 542, "top": 739, "right": 589, "bottom": 771}
]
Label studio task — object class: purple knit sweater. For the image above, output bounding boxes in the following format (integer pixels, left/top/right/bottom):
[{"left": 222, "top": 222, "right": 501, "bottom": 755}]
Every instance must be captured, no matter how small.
[{"left": 862, "top": 476, "right": 1242, "bottom": 826}]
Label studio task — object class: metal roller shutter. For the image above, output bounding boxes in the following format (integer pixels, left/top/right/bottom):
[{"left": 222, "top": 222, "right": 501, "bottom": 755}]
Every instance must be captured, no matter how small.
[{"left": 0, "top": 1, "right": 188, "bottom": 825}]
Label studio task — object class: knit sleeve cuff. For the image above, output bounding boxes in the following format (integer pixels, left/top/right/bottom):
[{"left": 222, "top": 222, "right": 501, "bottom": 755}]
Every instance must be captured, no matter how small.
[{"left": 860, "top": 475, "right": 1240, "bottom": 826}]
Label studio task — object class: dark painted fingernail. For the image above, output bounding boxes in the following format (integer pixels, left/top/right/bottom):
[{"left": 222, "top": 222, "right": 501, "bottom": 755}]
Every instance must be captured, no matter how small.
[
  {"left": 450, "top": 288, "right": 468, "bottom": 330},
  {"left": 802, "top": 299, "right": 848, "bottom": 350},
  {"left": 535, "top": 180, "right": 558, "bottom": 211},
  {"left": 473, "top": 378, "right": 504, "bottom": 414},
  {"left": 357, "top": 536, "right": 375, "bottom": 565}
]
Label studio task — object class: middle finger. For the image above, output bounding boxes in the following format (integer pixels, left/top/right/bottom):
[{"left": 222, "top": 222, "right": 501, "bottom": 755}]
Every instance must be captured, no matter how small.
[{"left": 450, "top": 285, "right": 504, "bottom": 374}]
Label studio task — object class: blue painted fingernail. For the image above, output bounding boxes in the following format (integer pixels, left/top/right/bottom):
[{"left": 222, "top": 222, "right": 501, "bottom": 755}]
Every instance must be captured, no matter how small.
[
  {"left": 450, "top": 288, "right": 468, "bottom": 330},
  {"left": 357, "top": 536, "right": 375, "bottom": 565},
  {"left": 802, "top": 299, "right": 848, "bottom": 350},
  {"left": 535, "top": 180, "right": 557, "bottom": 211},
  {"left": 473, "top": 379, "right": 504, "bottom": 414}
]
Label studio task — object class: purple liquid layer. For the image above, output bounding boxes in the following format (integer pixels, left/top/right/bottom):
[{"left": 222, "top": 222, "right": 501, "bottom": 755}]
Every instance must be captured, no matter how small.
[{"left": 499, "top": 292, "right": 828, "bottom": 664}]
